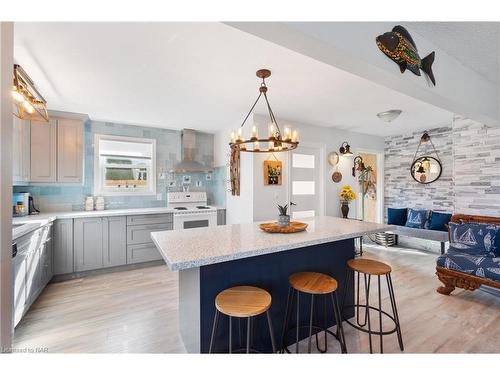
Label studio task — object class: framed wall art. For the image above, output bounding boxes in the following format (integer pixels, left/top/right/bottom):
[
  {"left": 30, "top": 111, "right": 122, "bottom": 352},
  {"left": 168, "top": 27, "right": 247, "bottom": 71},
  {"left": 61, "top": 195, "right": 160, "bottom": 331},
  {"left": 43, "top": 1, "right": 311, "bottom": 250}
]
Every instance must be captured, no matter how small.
[{"left": 264, "top": 160, "right": 282, "bottom": 185}]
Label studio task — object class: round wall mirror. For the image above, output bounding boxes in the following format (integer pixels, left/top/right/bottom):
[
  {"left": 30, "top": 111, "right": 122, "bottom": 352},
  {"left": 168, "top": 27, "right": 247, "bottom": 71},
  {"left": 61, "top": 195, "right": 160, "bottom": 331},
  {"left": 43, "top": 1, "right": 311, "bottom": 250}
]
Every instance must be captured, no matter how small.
[{"left": 410, "top": 156, "right": 442, "bottom": 184}]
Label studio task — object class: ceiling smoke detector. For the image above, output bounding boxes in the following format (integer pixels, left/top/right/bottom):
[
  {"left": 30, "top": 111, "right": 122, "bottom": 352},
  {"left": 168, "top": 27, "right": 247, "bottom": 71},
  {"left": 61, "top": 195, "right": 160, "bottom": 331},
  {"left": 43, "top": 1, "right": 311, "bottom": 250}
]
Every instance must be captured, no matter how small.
[{"left": 377, "top": 109, "right": 402, "bottom": 122}]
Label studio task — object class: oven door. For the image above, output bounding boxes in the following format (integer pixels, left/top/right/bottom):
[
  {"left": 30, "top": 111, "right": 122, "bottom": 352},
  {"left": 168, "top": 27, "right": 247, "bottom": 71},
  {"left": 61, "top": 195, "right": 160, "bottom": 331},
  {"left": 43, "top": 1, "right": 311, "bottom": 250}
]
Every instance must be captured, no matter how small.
[{"left": 174, "top": 212, "right": 217, "bottom": 230}]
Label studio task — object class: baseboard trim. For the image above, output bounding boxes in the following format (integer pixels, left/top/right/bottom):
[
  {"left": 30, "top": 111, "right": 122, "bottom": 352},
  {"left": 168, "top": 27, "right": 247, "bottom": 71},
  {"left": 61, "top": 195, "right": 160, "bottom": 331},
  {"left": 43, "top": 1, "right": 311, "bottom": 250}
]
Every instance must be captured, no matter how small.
[{"left": 50, "top": 260, "right": 166, "bottom": 283}]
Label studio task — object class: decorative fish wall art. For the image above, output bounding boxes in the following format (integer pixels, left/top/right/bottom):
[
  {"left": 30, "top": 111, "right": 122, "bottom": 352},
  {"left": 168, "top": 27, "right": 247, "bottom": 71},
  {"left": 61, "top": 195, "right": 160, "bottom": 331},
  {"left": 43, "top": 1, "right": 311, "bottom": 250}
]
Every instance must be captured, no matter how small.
[{"left": 376, "top": 25, "right": 436, "bottom": 86}]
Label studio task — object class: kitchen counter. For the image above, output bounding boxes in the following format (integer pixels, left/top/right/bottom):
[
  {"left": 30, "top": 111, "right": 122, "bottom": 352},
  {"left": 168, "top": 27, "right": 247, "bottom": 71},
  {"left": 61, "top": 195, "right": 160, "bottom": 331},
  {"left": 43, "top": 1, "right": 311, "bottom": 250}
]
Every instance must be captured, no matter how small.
[
  {"left": 151, "top": 216, "right": 393, "bottom": 271},
  {"left": 151, "top": 216, "right": 392, "bottom": 353},
  {"left": 12, "top": 206, "right": 227, "bottom": 241}
]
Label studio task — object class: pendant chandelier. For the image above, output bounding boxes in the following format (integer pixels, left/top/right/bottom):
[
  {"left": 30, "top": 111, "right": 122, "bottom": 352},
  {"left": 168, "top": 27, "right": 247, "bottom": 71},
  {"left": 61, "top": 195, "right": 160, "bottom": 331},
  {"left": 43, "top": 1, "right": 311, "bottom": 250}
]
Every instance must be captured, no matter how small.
[
  {"left": 229, "top": 69, "right": 299, "bottom": 153},
  {"left": 12, "top": 64, "right": 49, "bottom": 122}
]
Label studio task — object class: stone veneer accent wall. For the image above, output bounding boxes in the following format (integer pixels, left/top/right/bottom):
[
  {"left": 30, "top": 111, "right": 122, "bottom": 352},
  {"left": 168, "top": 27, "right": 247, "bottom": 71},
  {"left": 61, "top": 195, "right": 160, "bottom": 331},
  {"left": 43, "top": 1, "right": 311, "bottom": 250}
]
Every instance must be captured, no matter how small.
[
  {"left": 384, "top": 115, "right": 500, "bottom": 219},
  {"left": 385, "top": 126, "right": 454, "bottom": 213},
  {"left": 453, "top": 116, "right": 500, "bottom": 216}
]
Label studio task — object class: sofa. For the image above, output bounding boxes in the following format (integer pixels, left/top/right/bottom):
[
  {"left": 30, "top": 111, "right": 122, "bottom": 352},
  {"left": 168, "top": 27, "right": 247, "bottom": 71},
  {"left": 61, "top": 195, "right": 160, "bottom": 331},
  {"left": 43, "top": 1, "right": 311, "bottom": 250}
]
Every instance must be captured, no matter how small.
[
  {"left": 436, "top": 214, "right": 500, "bottom": 295},
  {"left": 386, "top": 208, "right": 451, "bottom": 255}
]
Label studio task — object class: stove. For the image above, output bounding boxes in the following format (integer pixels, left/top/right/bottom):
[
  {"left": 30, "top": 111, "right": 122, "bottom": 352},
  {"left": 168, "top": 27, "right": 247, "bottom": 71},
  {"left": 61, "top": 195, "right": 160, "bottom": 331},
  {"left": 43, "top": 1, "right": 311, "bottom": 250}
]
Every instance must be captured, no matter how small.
[{"left": 167, "top": 192, "right": 217, "bottom": 230}]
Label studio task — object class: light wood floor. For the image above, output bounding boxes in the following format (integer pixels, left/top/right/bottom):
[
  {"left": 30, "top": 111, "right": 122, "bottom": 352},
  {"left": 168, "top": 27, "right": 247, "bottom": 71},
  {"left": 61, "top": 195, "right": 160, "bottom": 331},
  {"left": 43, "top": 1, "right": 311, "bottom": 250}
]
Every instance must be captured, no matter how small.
[{"left": 13, "top": 245, "right": 500, "bottom": 353}]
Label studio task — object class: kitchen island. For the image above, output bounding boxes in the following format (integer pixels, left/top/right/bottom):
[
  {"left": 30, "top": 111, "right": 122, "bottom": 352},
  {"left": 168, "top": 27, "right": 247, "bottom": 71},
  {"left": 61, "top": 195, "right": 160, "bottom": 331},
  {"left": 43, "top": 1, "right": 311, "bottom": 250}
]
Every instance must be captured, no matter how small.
[{"left": 151, "top": 216, "right": 393, "bottom": 353}]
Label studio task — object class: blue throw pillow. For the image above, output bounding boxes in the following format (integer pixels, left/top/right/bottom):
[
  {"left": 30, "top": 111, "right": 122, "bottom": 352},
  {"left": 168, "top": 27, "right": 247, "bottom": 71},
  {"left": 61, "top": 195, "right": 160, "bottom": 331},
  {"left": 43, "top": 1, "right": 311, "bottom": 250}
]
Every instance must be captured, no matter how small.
[
  {"left": 405, "top": 208, "right": 429, "bottom": 229},
  {"left": 429, "top": 211, "right": 452, "bottom": 232},
  {"left": 449, "top": 222, "right": 497, "bottom": 256},
  {"left": 387, "top": 208, "right": 407, "bottom": 226}
]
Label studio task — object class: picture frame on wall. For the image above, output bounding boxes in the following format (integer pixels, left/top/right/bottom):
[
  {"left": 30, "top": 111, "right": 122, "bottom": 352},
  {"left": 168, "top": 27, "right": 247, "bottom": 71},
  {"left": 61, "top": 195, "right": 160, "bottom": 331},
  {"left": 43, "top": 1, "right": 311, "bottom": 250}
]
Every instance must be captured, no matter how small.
[{"left": 263, "top": 160, "right": 282, "bottom": 185}]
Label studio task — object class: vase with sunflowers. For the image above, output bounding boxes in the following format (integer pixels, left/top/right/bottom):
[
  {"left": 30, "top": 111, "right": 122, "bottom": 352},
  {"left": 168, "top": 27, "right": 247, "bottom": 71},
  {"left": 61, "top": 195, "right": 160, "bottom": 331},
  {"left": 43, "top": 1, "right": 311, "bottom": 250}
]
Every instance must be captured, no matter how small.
[{"left": 339, "top": 185, "right": 356, "bottom": 219}]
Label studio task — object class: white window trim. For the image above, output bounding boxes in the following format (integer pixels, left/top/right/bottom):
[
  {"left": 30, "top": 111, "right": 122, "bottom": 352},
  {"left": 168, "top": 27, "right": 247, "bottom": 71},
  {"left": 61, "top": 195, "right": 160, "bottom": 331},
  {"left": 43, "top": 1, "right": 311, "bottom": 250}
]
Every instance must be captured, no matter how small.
[{"left": 94, "top": 134, "right": 157, "bottom": 196}]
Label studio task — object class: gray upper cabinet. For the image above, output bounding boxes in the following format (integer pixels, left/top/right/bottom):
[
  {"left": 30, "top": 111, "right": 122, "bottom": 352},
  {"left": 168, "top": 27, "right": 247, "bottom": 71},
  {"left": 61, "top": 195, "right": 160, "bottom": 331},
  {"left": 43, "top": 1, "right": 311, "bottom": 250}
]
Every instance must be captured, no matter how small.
[
  {"left": 74, "top": 217, "right": 104, "bottom": 272},
  {"left": 53, "top": 219, "right": 74, "bottom": 275},
  {"left": 30, "top": 119, "right": 57, "bottom": 182},
  {"left": 57, "top": 118, "right": 83, "bottom": 183},
  {"left": 25, "top": 115, "right": 84, "bottom": 184},
  {"left": 12, "top": 115, "right": 31, "bottom": 183},
  {"left": 102, "top": 216, "right": 127, "bottom": 268}
]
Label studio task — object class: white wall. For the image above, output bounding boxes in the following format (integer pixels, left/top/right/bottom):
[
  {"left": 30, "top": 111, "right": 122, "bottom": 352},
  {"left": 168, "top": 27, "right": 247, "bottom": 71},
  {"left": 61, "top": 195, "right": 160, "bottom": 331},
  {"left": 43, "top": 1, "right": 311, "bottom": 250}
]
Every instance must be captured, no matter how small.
[
  {"left": 215, "top": 127, "right": 254, "bottom": 224},
  {"left": 251, "top": 114, "right": 385, "bottom": 221},
  {"left": 252, "top": 150, "right": 289, "bottom": 221},
  {"left": 215, "top": 113, "right": 385, "bottom": 224},
  {"left": 0, "top": 22, "right": 14, "bottom": 351},
  {"left": 254, "top": 114, "right": 385, "bottom": 219}
]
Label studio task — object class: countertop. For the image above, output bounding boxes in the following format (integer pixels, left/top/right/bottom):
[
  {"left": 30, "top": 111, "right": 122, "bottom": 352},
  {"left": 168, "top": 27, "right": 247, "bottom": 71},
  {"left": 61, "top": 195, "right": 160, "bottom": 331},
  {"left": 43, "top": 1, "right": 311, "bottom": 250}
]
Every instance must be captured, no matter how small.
[
  {"left": 151, "top": 216, "right": 394, "bottom": 271},
  {"left": 12, "top": 206, "right": 225, "bottom": 240}
]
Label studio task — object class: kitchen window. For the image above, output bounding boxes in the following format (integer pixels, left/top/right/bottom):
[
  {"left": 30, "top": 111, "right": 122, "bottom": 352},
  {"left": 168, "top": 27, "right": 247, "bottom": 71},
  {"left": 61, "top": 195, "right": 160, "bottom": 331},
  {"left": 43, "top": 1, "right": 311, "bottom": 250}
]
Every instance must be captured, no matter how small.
[{"left": 94, "top": 134, "right": 156, "bottom": 196}]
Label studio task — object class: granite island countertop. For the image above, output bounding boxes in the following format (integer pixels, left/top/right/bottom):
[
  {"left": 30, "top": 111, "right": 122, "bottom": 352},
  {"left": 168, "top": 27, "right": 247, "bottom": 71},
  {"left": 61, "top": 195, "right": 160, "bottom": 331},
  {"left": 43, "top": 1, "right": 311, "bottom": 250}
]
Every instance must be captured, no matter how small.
[{"left": 151, "top": 216, "right": 393, "bottom": 271}]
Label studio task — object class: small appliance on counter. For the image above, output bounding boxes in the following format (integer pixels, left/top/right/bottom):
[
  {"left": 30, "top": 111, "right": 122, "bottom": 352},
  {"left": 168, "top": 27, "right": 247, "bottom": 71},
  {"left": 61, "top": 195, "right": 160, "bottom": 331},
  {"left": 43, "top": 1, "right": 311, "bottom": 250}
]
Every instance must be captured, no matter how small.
[
  {"left": 28, "top": 196, "right": 40, "bottom": 215},
  {"left": 12, "top": 192, "right": 29, "bottom": 217},
  {"left": 13, "top": 192, "right": 40, "bottom": 216}
]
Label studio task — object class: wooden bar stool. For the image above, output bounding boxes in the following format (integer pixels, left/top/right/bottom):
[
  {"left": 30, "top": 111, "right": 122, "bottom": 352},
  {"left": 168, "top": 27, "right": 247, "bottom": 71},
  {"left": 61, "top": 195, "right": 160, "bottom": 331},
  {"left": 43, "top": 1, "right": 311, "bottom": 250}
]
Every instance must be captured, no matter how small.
[
  {"left": 208, "top": 286, "right": 276, "bottom": 353},
  {"left": 280, "top": 272, "right": 347, "bottom": 354},
  {"left": 340, "top": 258, "right": 404, "bottom": 353}
]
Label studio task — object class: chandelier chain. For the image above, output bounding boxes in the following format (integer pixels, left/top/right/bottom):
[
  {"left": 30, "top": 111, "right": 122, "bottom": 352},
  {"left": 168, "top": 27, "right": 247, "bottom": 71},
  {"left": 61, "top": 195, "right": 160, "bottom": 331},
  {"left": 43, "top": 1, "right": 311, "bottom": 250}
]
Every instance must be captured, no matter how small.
[{"left": 239, "top": 91, "right": 262, "bottom": 129}]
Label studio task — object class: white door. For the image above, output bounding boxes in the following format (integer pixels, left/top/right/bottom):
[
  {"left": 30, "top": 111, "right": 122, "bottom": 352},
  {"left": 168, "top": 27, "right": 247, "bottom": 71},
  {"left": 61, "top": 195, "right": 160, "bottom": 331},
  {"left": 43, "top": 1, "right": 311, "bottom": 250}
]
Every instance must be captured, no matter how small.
[{"left": 288, "top": 145, "right": 323, "bottom": 219}]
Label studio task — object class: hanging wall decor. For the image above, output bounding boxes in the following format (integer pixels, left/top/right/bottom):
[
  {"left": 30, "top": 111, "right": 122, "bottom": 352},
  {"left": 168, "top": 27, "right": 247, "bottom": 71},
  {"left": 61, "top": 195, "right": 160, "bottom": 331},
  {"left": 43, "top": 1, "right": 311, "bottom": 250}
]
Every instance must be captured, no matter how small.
[
  {"left": 376, "top": 25, "right": 436, "bottom": 86},
  {"left": 230, "top": 148, "right": 240, "bottom": 196},
  {"left": 328, "top": 151, "right": 342, "bottom": 183},
  {"left": 263, "top": 160, "right": 282, "bottom": 185},
  {"left": 410, "top": 132, "right": 442, "bottom": 184}
]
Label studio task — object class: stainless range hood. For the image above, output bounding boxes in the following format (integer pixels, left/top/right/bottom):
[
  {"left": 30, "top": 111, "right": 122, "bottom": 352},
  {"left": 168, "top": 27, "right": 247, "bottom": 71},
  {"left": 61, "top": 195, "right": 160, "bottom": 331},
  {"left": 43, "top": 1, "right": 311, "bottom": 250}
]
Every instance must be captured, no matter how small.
[{"left": 170, "top": 129, "right": 212, "bottom": 173}]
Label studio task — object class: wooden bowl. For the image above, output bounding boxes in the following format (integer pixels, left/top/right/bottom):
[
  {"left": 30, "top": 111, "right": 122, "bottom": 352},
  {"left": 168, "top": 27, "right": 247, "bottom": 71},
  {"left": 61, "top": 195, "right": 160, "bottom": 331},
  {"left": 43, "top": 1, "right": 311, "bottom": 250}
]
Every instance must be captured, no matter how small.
[{"left": 259, "top": 221, "right": 308, "bottom": 233}]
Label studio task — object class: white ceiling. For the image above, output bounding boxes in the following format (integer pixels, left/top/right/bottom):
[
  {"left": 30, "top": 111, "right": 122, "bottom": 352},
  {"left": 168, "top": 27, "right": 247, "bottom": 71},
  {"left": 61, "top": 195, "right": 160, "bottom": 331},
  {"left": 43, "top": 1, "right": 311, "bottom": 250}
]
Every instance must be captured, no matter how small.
[
  {"left": 14, "top": 22, "right": 454, "bottom": 136},
  {"left": 405, "top": 22, "right": 499, "bottom": 84}
]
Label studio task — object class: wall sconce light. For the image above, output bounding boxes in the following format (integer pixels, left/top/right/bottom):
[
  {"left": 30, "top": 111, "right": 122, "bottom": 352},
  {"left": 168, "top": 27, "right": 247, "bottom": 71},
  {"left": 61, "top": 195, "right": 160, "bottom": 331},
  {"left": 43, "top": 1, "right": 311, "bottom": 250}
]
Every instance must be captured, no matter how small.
[{"left": 339, "top": 141, "right": 353, "bottom": 156}]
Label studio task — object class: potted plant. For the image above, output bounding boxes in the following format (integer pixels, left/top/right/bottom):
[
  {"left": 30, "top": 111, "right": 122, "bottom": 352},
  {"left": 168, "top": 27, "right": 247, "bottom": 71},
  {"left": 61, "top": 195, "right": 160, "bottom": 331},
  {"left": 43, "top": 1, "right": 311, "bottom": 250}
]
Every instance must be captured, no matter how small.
[
  {"left": 277, "top": 204, "right": 290, "bottom": 226},
  {"left": 339, "top": 185, "right": 356, "bottom": 219}
]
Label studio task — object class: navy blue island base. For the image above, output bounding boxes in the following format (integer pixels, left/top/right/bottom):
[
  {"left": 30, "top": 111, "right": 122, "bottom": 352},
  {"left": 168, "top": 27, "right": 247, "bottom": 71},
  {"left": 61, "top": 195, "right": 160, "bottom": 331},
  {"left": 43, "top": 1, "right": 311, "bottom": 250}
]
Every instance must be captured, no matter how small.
[{"left": 178, "top": 238, "right": 356, "bottom": 353}]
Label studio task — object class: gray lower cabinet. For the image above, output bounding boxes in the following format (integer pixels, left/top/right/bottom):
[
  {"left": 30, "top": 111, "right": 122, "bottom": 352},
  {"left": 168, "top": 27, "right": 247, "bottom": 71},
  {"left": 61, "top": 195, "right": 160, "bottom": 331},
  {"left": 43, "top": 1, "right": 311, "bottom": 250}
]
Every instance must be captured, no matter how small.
[
  {"left": 127, "top": 243, "right": 164, "bottom": 264},
  {"left": 102, "top": 216, "right": 127, "bottom": 267},
  {"left": 74, "top": 216, "right": 127, "bottom": 272},
  {"left": 126, "top": 213, "right": 172, "bottom": 264},
  {"left": 217, "top": 209, "right": 226, "bottom": 225},
  {"left": 53, "top": 219, "right": 74, "bottom": 275},
  {"left": 39, "top": 224, "right": 53, "bottom": 291},
  {"left": 12, "top": 250, "right": 27, "bottom": 326},
  {"left": 127, "top": 223, "right": 172, "bottom": 245},
  {"left": 74, "top": 217, "right": 104, "bottom": 272},
  {"left": 13, "top": 223, "right": 53, "bottom": 327}
]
